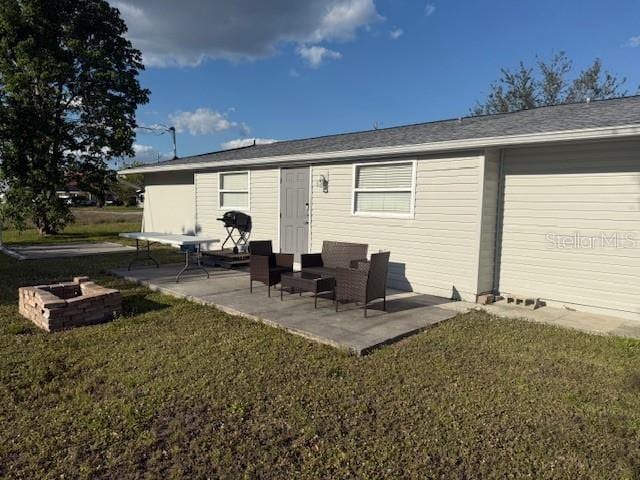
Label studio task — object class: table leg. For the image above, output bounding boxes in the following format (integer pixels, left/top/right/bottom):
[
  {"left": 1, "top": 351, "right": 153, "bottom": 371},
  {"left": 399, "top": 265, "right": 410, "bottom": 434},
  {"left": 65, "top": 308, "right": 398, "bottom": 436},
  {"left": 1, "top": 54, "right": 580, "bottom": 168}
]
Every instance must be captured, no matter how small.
[
  {"left": 127, "top": 239, "right": 139, "bottom": 270},
  {"left": 128, "top": 240, "right": 159, "bottom": 270},
  {"left": 196, "top": 244, "right": 210, "bottom": 278},
  {"left": 175, "top": 243, "right": 210, "bottom": 283},
  {"left": 176, "top": 249, "right": 189, "bottom": 282}
]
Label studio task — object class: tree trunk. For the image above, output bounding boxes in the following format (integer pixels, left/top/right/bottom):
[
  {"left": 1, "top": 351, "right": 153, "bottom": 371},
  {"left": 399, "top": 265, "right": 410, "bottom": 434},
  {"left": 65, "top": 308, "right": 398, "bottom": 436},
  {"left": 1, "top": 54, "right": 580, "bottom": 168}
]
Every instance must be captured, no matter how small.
[
  {"left": 35, "top": 215, "right": 57, "bottom": 236},
  {"left": 36, "top": 223, "right": 53, "bottom": 236},
  {"left": 34, "top": 208, "right": 71, "bottom": 235}
]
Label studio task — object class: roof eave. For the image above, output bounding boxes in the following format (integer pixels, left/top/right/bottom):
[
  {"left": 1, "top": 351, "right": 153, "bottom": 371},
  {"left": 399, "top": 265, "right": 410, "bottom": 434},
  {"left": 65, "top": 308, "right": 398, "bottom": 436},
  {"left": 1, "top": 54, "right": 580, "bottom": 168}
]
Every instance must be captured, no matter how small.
[{"left": 118, "top": 123, "right": 640, "bottom": 175}]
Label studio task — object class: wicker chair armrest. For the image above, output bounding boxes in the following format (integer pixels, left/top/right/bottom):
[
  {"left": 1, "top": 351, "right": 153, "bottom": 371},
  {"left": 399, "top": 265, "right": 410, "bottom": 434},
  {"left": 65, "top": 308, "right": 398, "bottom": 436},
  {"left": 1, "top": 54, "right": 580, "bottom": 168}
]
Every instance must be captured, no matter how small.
[
  {"left": 335, "top": 266, "right": 368, "bottom": 301},
  {"left": 301, "top": 253, "right": 323, "bottom": 268},
  {"left": 335, "top": 266, "right": 368, "bottom": 286},
  {"left": 349, "top": 258, "right": 370, "bottom": 270},
  {"left": 274, "top": 253, "right": 294, "bottom": 270},
  {"left": 336, "top": 266, "right": 368, "bottom": 278},
  {"left": 250, "top": 254, "right": 271, "bottom": 275}
]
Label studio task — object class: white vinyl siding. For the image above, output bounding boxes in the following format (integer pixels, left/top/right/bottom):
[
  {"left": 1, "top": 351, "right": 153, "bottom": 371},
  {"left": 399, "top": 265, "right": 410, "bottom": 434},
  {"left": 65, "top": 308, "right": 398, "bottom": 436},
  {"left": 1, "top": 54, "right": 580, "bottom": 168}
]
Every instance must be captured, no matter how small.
[
  {"left": 353, "top": 161, "right": 415, "bottom": 217},
  {"left": 195, "top": 169, "right": 278, "bottom": 251},
  {"left": 498, "top": 140, "right": 640, "bottom": 320},
  {"left": 476, "top": 150, "right": 501, "bottom": 294},
  {"left": 142, "top": 171, "right": 195, "bottom": 235},
  {"left": 219, "top": 171, "right": 249, "bottom": 209},
  {"left": 313, "top": 154, "right": 484, "bottom": 300}
]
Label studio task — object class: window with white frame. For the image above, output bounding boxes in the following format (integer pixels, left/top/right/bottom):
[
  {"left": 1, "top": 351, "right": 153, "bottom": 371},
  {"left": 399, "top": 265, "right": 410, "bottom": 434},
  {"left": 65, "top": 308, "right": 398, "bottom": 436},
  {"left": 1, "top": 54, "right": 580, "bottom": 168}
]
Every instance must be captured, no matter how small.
[
  {"left": 353, "top": 161, "right": 415, "bottom": 216},
  {"left": 219, "top": 171, "right": 249, "bottom": 209}
]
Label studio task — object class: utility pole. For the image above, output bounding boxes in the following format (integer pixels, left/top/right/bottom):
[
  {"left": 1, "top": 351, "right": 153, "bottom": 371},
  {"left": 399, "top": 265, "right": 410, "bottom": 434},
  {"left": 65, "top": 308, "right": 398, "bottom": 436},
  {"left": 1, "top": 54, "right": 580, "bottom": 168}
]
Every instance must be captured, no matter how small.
[{"left": 169, "top": 126, "right": 177, "bottom": 159}]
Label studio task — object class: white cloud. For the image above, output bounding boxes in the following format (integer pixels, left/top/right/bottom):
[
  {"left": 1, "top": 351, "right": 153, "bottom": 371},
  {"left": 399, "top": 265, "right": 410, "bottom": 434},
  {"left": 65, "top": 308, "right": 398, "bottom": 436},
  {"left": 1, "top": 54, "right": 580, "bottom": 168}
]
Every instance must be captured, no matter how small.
[
  {"left": 289, "top": 68, "right": 301, "bottom": 77},
  {"left": 133, "top": 144, "right": 155, "bottom": 155},
  {"left": 311, "top": 0, "right": 382, "bottom": 42},
  {"left": 131, "top": 144, "right": 172, "bottom": 163},
  {"left": 169, "top": 108, "right": 240, "bottom": 136},
  {"left": 221, "top": 138, "right": 278, "bottom": 150},
  {"left": 111, "top": 0, "right": 381, "bottom": 67},
  {"left": 389, "top": 28, "right": 403, "bottom": 40},
  {"left": 625, "top": 35, "right": 640, "bottom": 47},
  {"left": 424, "top": 3, "right": 436, "bottom": 16},
  {"left": 238, "top": 122, "right": 251, "bottom": 135},
  {"left": 296, "top": 45, "right": 342, "bottom": 68}
]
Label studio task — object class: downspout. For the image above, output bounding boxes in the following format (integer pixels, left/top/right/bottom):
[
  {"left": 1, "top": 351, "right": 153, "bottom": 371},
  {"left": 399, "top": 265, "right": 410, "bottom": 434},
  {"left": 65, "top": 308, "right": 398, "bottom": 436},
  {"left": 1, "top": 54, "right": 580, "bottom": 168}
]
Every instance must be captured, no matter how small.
[
  {"left": 140, "top": 174, "right": 146, "bottom": 233},
  {"left": 491, "top": 149, "right": 505, "bottom": 294}
]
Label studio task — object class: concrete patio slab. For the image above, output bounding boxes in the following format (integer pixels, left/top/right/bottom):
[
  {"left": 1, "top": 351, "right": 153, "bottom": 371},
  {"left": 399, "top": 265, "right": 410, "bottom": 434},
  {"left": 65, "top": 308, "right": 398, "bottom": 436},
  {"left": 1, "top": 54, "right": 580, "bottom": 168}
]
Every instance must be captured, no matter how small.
[
  {"left": 4, "top": 242, "right": 135, "bottom": 260},
  {"left": 109, "top": 264, "right": 471, "bottom": 355},
  {"left": 481, "top": 300, "right": 640, "bottom": 339},
  {"left": 108, "top": 264, "right": 640, "bottom": 354}
]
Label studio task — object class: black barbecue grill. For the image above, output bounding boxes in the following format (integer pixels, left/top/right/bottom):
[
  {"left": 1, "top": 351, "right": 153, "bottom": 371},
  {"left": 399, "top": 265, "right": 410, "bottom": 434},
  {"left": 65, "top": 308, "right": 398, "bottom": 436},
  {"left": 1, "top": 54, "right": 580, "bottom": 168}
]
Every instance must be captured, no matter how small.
[{"left": 217, "top": 211, "right": 252, "bottom": 251}]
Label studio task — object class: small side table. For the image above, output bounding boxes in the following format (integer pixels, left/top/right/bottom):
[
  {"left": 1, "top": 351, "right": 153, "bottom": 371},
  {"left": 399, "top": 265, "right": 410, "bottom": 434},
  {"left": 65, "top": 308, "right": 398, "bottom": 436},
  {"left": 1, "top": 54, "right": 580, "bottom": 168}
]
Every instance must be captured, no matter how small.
[{"left": 280, "top": 271, "right": 336, "bottom": 309}]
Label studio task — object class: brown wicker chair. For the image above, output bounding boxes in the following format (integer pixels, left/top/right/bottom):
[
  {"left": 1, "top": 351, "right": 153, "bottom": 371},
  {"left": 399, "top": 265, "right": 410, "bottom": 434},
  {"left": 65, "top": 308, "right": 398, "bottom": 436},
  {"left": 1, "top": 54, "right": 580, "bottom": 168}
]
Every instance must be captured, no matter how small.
[
  {"left": 301, "top": 241, "right": 368, "bottom": 277},
  {"left": 335, "top": 251, "right": 390, "bottom": 317},
  {"left": 249, "top": 241, "right": 294, "bottom": 296}
]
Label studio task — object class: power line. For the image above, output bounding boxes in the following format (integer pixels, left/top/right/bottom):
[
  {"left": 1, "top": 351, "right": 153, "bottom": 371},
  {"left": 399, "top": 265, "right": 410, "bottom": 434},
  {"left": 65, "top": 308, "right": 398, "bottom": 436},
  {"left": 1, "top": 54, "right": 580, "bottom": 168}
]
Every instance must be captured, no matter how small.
[{"left": 136, "top": 124, "right": 177, "bottom": 159}]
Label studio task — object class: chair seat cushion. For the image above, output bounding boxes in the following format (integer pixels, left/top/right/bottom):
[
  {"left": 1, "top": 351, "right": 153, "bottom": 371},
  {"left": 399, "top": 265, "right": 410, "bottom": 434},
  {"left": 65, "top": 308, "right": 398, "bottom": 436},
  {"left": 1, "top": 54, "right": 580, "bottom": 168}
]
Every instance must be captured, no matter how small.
[{"left": 270, "top": 266, "right": 291, "bottom": 273}]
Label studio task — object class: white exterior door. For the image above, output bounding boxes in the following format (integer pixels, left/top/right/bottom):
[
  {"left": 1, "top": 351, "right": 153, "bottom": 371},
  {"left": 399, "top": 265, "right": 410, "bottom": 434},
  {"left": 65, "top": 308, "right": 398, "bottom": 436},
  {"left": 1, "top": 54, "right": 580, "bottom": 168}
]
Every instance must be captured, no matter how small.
[
  {"left": 498, "top": 140, "right": 640, "bottom": 320},
  {"left": 280, "top": 168, "right": 310, "bottom": 261}
]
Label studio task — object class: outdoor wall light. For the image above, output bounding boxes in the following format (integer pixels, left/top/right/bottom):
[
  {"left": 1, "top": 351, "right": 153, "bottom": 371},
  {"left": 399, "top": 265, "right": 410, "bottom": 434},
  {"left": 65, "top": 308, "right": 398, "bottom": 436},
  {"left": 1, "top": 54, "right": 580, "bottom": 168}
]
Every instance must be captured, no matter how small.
[{"left": 318, "top": 174, "right": 329, "bottom": 193}]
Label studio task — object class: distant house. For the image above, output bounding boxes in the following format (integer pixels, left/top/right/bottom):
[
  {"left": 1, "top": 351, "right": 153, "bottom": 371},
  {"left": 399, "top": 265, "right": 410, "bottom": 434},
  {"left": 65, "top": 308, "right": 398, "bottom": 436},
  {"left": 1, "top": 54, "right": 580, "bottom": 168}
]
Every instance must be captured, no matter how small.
[
  {"left": 135, "top": 189, "right": 145, "bottom": 208},
  {"left": 119, "top": 96, "right": 640, "bottom": 321},
  {"left": 56, "top": 183, "right": 95, "bottom": 206}
]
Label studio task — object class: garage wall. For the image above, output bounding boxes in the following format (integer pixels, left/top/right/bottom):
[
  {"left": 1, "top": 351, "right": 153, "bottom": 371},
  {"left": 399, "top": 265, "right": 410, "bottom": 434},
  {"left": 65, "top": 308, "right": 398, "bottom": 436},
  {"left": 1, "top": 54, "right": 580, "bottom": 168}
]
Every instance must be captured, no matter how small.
[
  {"left": 498, "top": 140, "right": 640, "bottom": 320},
  {"left": 194, "top": 169, "right": 279, "bottom": 251},
  {"left": 311, "top": 153, "right": 485, "bottom": 301},
  {"left": 143, "top": 171, "right": 196, "bottom": 234}
]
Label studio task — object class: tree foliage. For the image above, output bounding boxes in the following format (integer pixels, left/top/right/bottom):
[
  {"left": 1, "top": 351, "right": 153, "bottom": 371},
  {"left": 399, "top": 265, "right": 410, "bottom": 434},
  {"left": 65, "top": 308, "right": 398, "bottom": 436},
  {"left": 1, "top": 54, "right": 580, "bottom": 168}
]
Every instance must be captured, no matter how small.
[
  {"left": 113, "top": 162, "right": 144, "bottom": 207},
  {"left": 0, "top": 0, "right": 149, "bottom": 233},
  {"left": 472, "top": 52, "right": 627, "bottom": 115},
  {"left": 71, "top": 160, "right": 117, "bottom": 208}
]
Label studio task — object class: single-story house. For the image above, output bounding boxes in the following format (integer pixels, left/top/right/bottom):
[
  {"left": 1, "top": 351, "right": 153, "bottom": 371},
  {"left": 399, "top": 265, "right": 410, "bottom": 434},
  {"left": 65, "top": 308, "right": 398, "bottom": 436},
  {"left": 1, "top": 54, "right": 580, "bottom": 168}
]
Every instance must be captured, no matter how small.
[
  {"left": 56, "top": 183, "right": 96, "bottom": 205},
  {"left": 119, "top": 96, "right": 640, "bottom": 321}
]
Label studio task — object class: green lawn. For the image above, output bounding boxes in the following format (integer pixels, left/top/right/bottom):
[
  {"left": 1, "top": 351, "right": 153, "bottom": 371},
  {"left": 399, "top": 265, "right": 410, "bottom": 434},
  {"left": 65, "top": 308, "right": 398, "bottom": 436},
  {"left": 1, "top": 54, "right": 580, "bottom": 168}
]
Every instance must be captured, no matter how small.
[
  {"left": 1, "top": 222, "right": 640, "bottom": 478},
  {"left": 2, "top": 208, "right": 141, "bottom": 246}
]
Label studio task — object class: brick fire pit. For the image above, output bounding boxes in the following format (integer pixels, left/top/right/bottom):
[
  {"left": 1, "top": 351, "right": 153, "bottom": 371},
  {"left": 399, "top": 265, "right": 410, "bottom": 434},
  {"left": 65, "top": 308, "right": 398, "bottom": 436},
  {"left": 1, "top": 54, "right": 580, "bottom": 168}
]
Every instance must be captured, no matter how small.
[{"left": 18, "top": 277, "right": 122, "bottom": 332}]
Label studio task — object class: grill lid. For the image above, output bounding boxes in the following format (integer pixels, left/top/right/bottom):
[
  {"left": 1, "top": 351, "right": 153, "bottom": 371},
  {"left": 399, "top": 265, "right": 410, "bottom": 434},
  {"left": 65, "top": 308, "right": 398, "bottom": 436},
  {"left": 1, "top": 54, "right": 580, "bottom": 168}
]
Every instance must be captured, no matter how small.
[{"left": 216, "top": 211, "right": 252, "bottom": 233}]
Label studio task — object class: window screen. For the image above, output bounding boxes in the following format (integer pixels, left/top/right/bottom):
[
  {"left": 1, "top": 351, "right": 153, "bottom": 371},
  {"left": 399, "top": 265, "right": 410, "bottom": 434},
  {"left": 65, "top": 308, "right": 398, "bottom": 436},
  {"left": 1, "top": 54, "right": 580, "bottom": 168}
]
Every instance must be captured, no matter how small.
[
  {"left": 219, "top": 172, "right": 249, "bottom": 208},
  {"left": 354, "top": 163, "right": 414, "bottom": 215}
]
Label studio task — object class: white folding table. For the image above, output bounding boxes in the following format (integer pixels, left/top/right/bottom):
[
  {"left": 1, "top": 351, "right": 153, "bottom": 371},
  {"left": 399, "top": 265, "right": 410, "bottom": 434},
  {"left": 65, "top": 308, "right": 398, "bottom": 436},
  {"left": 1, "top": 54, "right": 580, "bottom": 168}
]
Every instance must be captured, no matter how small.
[{"left": 119, "top": 232, "right": 219, "bottom": 282}]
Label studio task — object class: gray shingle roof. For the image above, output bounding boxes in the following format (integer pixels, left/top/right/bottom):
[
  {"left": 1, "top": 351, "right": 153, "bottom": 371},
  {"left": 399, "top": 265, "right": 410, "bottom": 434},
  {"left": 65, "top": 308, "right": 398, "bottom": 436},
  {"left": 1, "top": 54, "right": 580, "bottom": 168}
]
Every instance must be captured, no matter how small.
[{"left": 141, "top": 96, "right": 640, "bottom": 169}]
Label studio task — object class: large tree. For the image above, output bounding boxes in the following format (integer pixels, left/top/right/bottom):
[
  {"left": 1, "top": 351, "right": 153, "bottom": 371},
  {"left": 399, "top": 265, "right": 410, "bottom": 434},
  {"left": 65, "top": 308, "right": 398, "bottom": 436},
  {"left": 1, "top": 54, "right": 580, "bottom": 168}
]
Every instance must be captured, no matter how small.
[
  {"left": 0, "top": 0, "right": 149, "bottom": 234},
  {"left": 472, "top": 52, "right": 627, "bottom": 115},
  {"left": 113, "top": 161, "right": 144, "bottom": 206}
]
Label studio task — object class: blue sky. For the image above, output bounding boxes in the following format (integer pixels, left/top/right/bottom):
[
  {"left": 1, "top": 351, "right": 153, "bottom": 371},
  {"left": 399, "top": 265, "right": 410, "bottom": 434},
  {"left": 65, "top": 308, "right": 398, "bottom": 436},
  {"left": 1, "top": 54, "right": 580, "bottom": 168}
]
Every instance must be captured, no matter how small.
[{"left": 112, "top": 0, "right": 640, "bottom": 165}]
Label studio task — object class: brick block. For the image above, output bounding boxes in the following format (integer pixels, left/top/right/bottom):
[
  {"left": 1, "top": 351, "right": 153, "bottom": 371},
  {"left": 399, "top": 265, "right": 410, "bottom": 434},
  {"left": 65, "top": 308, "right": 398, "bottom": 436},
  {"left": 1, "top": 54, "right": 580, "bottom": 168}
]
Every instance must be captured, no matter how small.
[
  {"left": 505, "top": 294, "right": 540, "bottom": 310},
  {"left": 18, "top": 278, "right": 121, "bottom": 331},
  {"left": 476, "top": 293, "right": 496, "bottom": 305}
]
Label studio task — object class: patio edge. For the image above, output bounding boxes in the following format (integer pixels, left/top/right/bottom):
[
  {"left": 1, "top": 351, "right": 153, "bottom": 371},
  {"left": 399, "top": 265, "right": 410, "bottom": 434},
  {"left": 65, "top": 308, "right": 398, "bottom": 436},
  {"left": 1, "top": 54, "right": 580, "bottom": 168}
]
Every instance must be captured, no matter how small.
[{"left": 107, "top": 269, "right": 458, "bottom": 355}]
